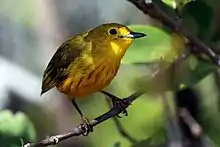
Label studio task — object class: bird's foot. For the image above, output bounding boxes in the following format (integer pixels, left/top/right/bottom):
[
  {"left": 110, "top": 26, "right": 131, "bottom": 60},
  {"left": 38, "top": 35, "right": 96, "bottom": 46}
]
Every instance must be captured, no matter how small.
[
  {"left": 109, "top": 95, "right": 130, "bottom": 118},
  {"left": 79, "top": 116, "right": 93, "bottom": 136}
]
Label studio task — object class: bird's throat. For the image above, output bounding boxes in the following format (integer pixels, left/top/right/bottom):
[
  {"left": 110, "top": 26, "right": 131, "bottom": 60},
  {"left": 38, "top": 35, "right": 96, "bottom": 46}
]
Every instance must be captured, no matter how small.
[{"left": 109, "top": 41, "right": 131, "bottom": 59}]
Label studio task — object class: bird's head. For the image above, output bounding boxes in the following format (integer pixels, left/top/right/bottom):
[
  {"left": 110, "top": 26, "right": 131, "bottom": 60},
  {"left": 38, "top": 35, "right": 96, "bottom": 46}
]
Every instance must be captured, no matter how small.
[{"left": 86, "top": 23, "right": 147, "bottom": 56}]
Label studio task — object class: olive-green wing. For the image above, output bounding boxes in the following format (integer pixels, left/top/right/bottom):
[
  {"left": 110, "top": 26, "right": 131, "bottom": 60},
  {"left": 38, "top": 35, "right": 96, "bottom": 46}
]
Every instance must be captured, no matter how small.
[{"left": 40, "top": 36, "right": 88, "bottom": 95}]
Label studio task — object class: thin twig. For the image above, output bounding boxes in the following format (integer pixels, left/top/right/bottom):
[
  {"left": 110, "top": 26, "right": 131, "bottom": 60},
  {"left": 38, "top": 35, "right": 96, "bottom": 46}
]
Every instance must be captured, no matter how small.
[
  {"left": 22, "top": 91, "right": 144, "bottom": 147},
  {"left": 127, "top": 0, "right": 220, "bottom": 66},
  {"left": 106, "top": 99, "right": 138, "bottom": 144}
]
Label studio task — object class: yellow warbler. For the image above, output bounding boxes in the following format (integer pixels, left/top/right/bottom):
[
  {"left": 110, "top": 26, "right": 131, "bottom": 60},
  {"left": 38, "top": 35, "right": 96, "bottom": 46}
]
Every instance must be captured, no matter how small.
[{"left": 41, "top": 23, "right": 146, "bottom": 135}]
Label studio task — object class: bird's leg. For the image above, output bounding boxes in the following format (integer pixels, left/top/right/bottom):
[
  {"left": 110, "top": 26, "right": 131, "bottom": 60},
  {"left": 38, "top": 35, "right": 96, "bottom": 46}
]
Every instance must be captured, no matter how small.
[
  {"left": 101, "top": 91, "right": 129, "bottom": 118},
  {"left": 71, "top": 99, "right": 93, "bottom": 136}
]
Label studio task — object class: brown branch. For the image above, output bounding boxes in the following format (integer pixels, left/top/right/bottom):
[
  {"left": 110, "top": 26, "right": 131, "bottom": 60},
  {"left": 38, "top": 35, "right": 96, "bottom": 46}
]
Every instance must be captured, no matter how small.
[
  {"left": 22, "top": 91, "right": 144, "bottom": 147},
  {"left": 127, "top": 0, "right": 220, "bottom": 66}
]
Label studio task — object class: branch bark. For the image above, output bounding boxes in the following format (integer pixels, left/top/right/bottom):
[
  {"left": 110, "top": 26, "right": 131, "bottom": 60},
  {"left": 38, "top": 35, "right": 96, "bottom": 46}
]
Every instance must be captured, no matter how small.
[{"left": 22, "top": 91, "right": 144, "bottom": 147}]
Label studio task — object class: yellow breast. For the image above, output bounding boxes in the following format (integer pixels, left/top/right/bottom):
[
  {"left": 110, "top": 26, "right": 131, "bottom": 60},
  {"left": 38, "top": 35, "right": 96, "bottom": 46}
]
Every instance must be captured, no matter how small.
[{"left": 57, "top": 61, "right": 120, "bottom": 98}]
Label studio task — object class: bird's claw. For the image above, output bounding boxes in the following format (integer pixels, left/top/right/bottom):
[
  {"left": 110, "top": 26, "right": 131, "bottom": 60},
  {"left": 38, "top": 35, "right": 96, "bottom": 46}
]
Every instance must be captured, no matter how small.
[
  {"left": 80, "top": 116, "right": 93, "bottom": 136},
  {"left": 111, "top": 96, "right": 130, "bottom": 118}
]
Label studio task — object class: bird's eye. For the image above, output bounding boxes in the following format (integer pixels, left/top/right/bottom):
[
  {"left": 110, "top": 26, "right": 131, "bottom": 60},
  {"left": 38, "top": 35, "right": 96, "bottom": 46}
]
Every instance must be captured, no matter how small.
[{"left": 109, "top": 28, "right": 117, "bottom": 35}]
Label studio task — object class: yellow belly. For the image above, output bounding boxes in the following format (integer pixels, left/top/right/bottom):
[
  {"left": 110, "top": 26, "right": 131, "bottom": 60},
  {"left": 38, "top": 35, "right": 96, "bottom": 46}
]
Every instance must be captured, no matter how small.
[{"left": 57, "top": 63, "right": 119, "bottom": 99}]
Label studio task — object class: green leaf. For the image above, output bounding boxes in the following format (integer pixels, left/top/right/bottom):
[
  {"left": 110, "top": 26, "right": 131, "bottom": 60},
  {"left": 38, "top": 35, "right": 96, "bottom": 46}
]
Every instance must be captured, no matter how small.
[
  {"left": 0, "top": 110, "right": 36, "bottom": 147},
  {"left": 161, "top": 0, "right": 173, "bottom": 8},
  {"left": 162, "top": 0, "right": 192, "bottom": 9}
]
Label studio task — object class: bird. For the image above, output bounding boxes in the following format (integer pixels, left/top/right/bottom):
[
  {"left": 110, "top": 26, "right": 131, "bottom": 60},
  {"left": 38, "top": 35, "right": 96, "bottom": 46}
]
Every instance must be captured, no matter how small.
[{"left": 40, "top": 23, "right": 147, "bottom": 135}]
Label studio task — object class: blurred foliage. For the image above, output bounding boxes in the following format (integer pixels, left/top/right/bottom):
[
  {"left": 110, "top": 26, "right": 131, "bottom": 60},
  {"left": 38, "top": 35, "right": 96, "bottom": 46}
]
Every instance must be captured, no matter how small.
[
  {"left": 0, "top": 110, "right": 36, "bottom": 147},
  {"left": 162, "top": 0, "right": 192, "bottom": 9}
]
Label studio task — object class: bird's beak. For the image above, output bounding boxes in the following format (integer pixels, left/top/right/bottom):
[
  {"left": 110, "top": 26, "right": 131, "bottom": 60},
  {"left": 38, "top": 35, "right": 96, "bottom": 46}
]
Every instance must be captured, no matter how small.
[{"left": 123, "top": 31, "right": 147, "bottom": 39}]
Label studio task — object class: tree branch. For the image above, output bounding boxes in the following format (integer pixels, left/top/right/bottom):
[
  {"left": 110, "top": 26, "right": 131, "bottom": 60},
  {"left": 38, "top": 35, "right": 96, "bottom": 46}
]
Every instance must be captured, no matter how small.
[
  {"left": 22, "top": 91, "right": 144, "bottom": 147},
  {"left": 127, "top": 0, "right": 220, "bottom": 66}
]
